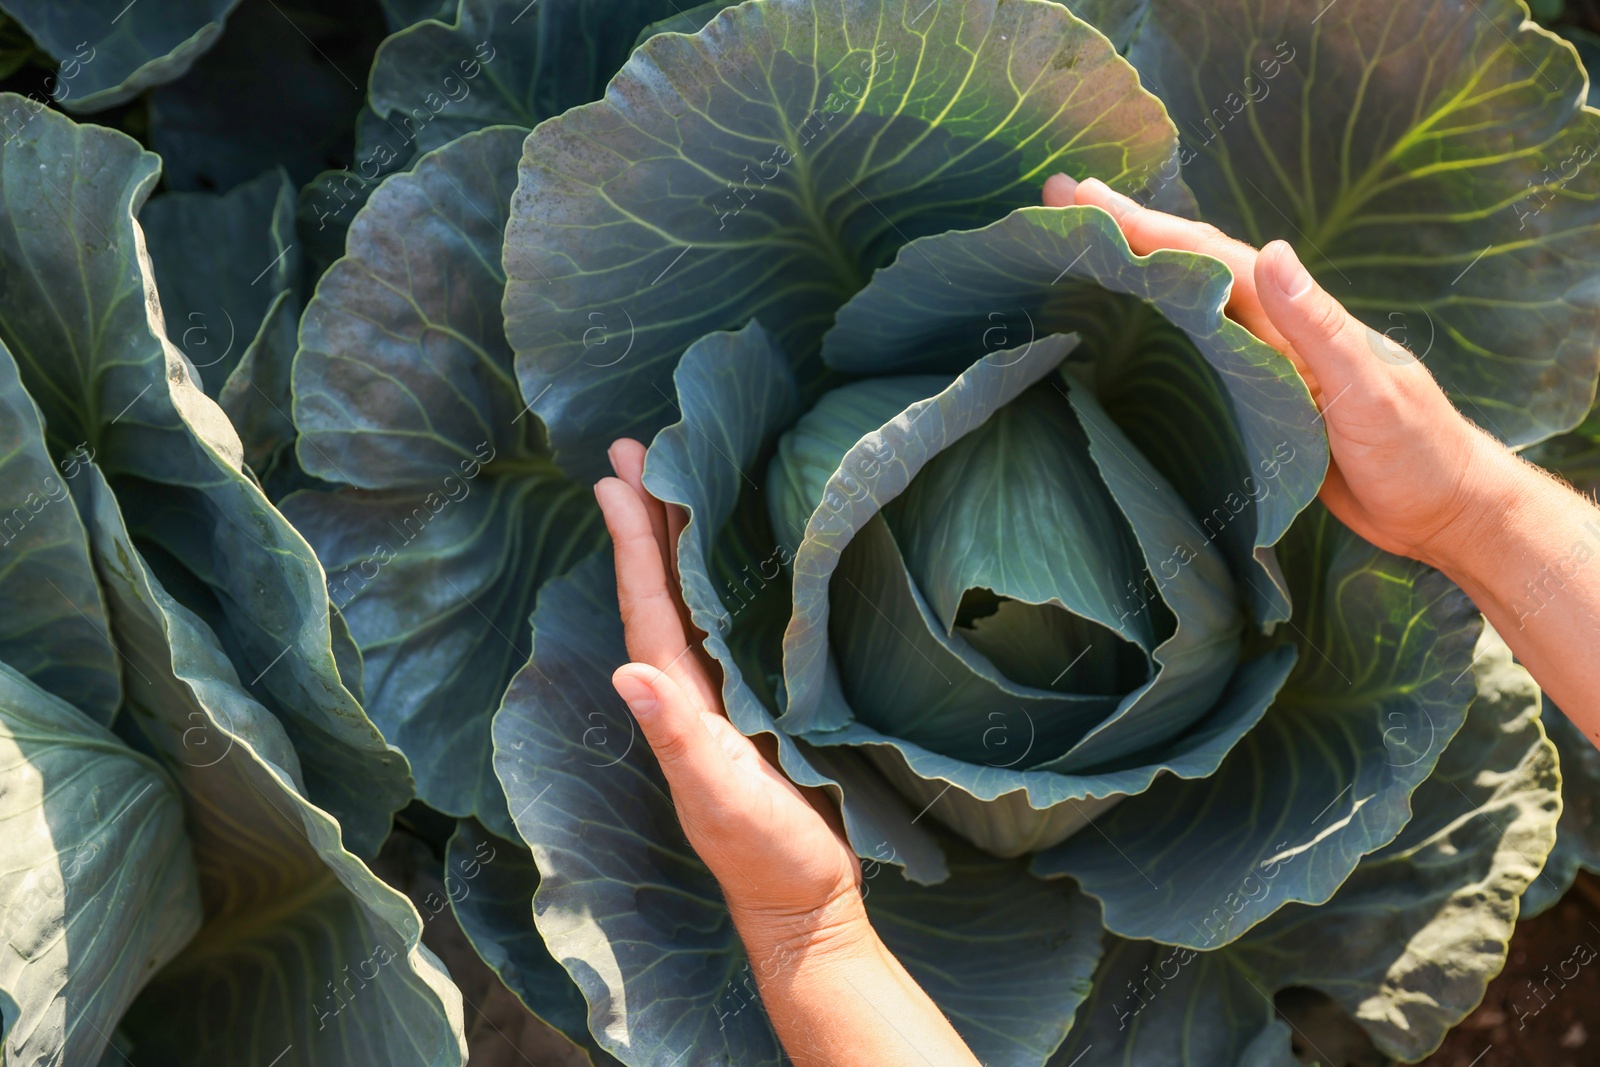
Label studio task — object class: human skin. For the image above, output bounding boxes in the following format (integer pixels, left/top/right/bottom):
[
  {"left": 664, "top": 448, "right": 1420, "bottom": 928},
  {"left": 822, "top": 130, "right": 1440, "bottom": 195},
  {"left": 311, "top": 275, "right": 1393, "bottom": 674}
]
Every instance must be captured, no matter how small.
[{"left": 591, "top": 175, "right": 1600, "bottom": 1066}]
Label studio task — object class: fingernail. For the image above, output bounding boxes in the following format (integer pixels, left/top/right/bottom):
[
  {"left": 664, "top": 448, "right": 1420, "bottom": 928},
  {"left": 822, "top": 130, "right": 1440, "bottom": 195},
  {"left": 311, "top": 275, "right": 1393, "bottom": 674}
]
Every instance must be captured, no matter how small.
[
  {"left": 613, "top": 671, "right": 659, "bottom": 717},
  {"left": 1042, "top": 172, "right": 1079, "bottom": 206},
  {"left": 1268, "top": 241, "right": 1313, "bottom": 298}
]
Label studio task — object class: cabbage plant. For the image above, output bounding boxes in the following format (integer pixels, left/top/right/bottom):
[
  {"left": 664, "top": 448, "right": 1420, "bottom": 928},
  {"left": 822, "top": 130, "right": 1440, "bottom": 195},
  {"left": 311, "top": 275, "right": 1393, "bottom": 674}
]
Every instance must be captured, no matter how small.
[{"left": 0, "top": 0, "right": 1596, "bottom": 1064}]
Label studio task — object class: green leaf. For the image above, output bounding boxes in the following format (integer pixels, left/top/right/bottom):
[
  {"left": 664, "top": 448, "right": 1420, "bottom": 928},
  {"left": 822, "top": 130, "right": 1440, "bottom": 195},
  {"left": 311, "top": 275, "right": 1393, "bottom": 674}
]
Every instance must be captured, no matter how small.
[
  {"left": 284, "top": 476, "right": 600, "bottom": 838},
  {"left": 503, "top": 0, "right": 1180, "bottom": 479},
  {"left": 823, "top": 204, "right": 1327, "bottom": 626},
  {"left": 0, "top": 92, "right": 409, "bottom": 856},
  {"left": 1051, "top": 626, "right": 1560, "bottom": 1065},
  {"left": 0, "top": 343, "right": 119, "bottom": 722},
  {"left": 493, "top": 555, "right": 1114, "bottom": 1065},
  {"left": 446, "top": 820, "right": 611, "bottom": 1060},
  {"left": 145, "top": 0, "right": 377, "bottom": 191},
  {"left": 0, "top": 663, "right": 200, "bottom": 1067},
  {"left": 1523, "top": 697, "right": 1600, "bottom": 916},
  {"left": 77, "top": 466, "right": 468, "bottom": 1067},
  {"left": 369, "top": 0, "right": 690, "bottom": 159},
  {"left": 642, "top": 321, "right": 949, "bottom": 883},
  {"left": 885, "top": 381, "right": 1163, "bottom": 670},
  {"left": 140, "top": 168, "right": 300, "bottom": 397},
  {"left": 1127, "top": 0, "right": 1600, "bottom": 447},
  {"left": 1035, "top": 506, "right": 1482, "bottom": 948},
  {"left": 287, "top": 126, "right": 602, "bottom": 837},
  {"left": 0, "top": 0, "right": 240, "bottom": 112}
]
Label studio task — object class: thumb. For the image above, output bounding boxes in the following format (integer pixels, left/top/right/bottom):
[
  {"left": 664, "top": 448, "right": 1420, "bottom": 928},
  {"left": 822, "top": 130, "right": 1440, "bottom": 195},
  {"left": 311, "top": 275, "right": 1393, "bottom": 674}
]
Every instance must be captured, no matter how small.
[
  {"left": 612, "top": 663, "right": 727, "bottom": 788},
  {"left": 1254, "top": 239, "right": 1403, "bottom": 409}
]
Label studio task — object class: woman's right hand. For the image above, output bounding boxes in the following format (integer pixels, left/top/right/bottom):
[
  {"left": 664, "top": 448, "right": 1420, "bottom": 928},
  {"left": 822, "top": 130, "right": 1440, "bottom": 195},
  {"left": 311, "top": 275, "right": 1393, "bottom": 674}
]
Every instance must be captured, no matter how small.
[{"left": 1043, "top": 174, "right": 1518, "bottom": 572}]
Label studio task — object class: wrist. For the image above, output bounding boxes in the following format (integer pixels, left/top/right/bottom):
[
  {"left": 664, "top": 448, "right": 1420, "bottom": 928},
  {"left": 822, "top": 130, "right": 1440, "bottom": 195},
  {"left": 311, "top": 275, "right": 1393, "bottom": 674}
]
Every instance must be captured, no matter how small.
[
  {"left": 726, "top": 882, "right": 879, "bottom": 977},
  {"left": 1416, "top": 432, "right": 1542, "bottom": 578}
]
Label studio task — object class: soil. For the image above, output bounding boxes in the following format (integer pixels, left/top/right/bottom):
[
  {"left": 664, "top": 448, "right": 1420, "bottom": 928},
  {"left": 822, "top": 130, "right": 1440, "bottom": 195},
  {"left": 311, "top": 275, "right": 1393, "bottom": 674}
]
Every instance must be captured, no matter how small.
[{"left": 1420, "top": 873, "right": 1600, "bottom": 1067}]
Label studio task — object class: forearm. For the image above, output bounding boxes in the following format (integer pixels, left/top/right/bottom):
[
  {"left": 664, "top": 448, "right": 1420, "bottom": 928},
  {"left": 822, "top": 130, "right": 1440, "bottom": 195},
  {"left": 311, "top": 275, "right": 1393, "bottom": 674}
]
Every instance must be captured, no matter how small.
[
  {"left": 1426, "top": 447, "right": 1600, "bottom": 740},
  {"left": 730, "top": 894, "right": 981, "bottom": 1067}
]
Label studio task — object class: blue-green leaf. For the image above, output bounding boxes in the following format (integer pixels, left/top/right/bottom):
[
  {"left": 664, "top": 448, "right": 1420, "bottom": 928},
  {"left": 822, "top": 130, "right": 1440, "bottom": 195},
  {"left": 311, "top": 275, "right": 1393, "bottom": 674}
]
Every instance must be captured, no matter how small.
[
  {"left": 0, "top": 343, "right": 118, "bottom": 722},
  {"left": 823, "top": 205, "right": 1327, "bottom": 625},
  {"left": 369, "top": 0, "right": 690, "bottom": 159},
  {"left": 0, "top": 94, "right": 408, "bottom": 855},
  {"left": 0, "top": 663, "right": 200, "bottom": 1067},
  {"left": 287, "top": 125, "right": 602, "bottom": 837},
  {"left": 863, "top": 842, "right": 1106, "bottom": 1066},
  {"left": 1522, "top": 697, "right": 1600, "bottom": 916},
  {"left": 1035, "top": 506, "right": 1482, "bottom": 948},
  {"left": 447, "top": 819, "right": 615, "bottom": 1063},
  {"left": 146, "top": 1, "right": 375, "bottom": 193},
  {"left": 1127, "top": 0, "right": 1600, "bottom": 447},
  {"left": 0, "top": 0, "right": 240, "bottom": 112},
  {"left": 78, "top": 466, "right": 467, "bottom": 1067},
  {"left": 1052, "top": 627, "right": 1560, "bottom": 1065},
  {"left": 141, "top": 168, "right": 299, "bottom": 397},
  {"left": 503, "top": 0, "right": 1181, "bottom": 479}
]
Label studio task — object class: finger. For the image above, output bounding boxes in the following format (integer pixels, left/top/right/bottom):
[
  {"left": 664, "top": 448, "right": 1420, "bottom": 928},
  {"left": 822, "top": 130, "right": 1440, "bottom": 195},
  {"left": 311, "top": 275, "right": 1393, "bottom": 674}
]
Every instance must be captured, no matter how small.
[
  {"left": 1042, "top": 172, "right": 1079, "bottom": 208},
  {"left": 596, "top": 477, "right": 693, "bottom": 668},
  {"left": 1070, "top": 178, "right": 1291, "bottom": 352},
  {"left": 596, "top": 477, "right": 724, "bottom": 713},
  {"left": 608, "top": 439, "right": 671, "bottom": 575},
  {"left": 1255, "top": 240, "right": 1398, "bottom": 410},
  {"left": 613, "top": 663, "right": 733, "bottom": 799}
]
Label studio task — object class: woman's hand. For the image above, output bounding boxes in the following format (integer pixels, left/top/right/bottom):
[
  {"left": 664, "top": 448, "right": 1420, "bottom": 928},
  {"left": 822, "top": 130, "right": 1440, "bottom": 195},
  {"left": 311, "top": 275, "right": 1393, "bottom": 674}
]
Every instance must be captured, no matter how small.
[
  {"left": 1043, "top": 174, "right": 1516, "bottom": 570},
  {"left": 1043, "top": 175, "right": 1600, "bottom": 732},
  {"left": 595, "top": 439, "right": 984, "bottom": 1067},
  {"left": 595, "top": 439, "right": 862, "bottom": 940}
]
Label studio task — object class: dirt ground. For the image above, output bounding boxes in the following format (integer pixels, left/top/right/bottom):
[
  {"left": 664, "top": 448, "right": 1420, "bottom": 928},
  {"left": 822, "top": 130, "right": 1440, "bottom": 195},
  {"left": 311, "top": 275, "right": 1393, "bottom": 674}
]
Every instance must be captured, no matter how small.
[{"left": 1420, "top": 873, "right": 1600, "bottom": 1067}]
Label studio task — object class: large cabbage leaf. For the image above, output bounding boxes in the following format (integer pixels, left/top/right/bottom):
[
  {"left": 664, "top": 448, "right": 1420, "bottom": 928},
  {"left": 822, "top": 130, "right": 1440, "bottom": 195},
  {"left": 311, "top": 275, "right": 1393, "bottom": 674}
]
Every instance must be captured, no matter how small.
[
  {"left": 1126, "top": 0, "right": 1600, "bottom": 447},
  {"left": 0, "top": 343, "right": 118, "bottom": 721},
  {"left": 77, "top": 466, "right": 467, "bottom": 1066},
  {"left": 1050, "top": 627, "right": 1559, "bottom": 1066},
  {"left": 0, "top": 0, "right": 240, "bottom": 111},
  {"left": 0, "top": 662, "right": 200, "bottom": 1067},
  {"left": 284, "top": 125, "right": 602, "bottom": 839},
  {"left": 502, "top": 0, "right": 1181, "bottom": 479},
  {"left": 0, "top": 91, "right": 409, "bottom": 855}
]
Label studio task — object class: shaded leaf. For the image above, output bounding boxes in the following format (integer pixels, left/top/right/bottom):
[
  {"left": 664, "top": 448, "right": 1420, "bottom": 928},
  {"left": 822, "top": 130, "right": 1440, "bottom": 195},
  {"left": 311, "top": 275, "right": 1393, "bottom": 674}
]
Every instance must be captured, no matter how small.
[
  {"left": 287, "top": 126, "right": 602, "bottom": 837},
  {"left": 0, "top": 0, "right": 240, "bottom": 112},
  {"left": 140, "top": 167, "right": 299, "bottom": 396},
  {"left": 78, "top": 466, "right": 468, "bottom": 1067},
  {"left": 0, "top": 342, "right": 118, "bottom": 721}
]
